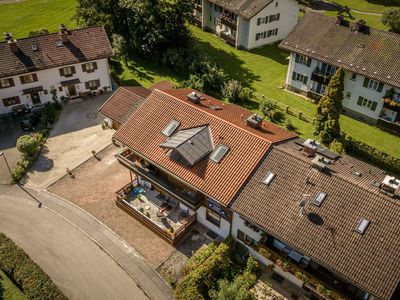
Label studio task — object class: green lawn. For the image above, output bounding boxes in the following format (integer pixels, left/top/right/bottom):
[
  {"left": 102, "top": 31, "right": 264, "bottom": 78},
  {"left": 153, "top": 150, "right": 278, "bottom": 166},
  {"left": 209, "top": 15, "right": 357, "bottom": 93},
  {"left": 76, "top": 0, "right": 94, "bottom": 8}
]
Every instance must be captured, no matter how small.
[
  {"left": 324, "top": 9, "right": 387, "bottom": 30},
  {"left": 0, "top": 0, "right": 77, "bottom": 39},
  {"left": 326, "top": 0, "right": 398, "bottom": 13},
  {"left": 0, "top": 270, "right": 27, "bottom": 300}
]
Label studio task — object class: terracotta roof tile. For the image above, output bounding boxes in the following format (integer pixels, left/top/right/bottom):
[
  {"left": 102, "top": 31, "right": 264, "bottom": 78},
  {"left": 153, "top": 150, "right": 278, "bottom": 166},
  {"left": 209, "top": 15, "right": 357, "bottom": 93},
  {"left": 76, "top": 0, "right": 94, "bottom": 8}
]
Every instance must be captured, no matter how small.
[
  {"left": 0, "top": 26, "right": 113, "bottom": 78},
  {"left": 149, "top": 81, "right": 174, "bottom": 91},
  {"left": 208, "top": 0, "right": 274, "bottom": 19},
  {"left": 279, "top": 12, "right": 400, "bottom": 88},
  {"left": 99, "top": 86, "right": 150, "bottom": 125},
  {"left": 113, "top": 89, "right": 296, "bottom": 205},
  {"left": 232, "top": 142, "right": 400, "bottom": 300}
]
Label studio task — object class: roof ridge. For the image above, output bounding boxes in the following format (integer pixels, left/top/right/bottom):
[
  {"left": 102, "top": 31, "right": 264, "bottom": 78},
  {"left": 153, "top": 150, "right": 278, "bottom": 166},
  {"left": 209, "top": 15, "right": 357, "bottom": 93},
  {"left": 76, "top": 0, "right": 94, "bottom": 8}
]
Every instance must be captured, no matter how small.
[{"left": 157, "top": 89, "right": 273, "bottom": 145}]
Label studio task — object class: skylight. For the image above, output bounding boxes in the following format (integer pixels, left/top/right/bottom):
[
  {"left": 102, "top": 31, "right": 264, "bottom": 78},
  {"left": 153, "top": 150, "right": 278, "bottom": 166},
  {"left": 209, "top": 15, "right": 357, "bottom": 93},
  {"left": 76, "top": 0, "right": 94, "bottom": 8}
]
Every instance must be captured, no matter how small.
[
  {"left": 262, "top": 171, "right": 276, "bottom": 186},
  {"left": 209, "top": 145, "right": 229, "bottom": 163},
  {"left": 312, "top": 192, "right": 327, "bottom": 207},
  {"left": 162, "top": 120, "right": 180, "bottom": 137},
  {"left": 355, "top": 218, "right": 370, "bottom": 235},
  {"left": 56, "top": 39, "right": 63, "bottom": 47}
]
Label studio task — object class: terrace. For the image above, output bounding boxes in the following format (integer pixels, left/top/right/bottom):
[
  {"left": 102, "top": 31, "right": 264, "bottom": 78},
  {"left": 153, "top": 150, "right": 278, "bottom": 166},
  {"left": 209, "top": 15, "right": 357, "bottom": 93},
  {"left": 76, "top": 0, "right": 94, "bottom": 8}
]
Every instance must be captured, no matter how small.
[{"left": 116, "top": 181, "right": 197, "bottom": 245}]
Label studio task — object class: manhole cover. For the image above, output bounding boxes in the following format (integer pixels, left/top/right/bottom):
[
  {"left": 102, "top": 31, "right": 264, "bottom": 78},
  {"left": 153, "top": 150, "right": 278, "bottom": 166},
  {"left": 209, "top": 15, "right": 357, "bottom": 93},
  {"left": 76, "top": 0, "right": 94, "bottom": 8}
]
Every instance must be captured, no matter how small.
[{"left": 86, "top": 112, "right": 97, "bottom": 119}]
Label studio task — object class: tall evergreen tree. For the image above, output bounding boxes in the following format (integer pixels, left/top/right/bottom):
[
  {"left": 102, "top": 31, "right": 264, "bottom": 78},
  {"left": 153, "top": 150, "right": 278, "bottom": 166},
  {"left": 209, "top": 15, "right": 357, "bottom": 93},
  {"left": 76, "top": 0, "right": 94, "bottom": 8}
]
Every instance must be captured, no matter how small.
[{"left": 314, "top": 67, "right": 344, "bottom": 145}]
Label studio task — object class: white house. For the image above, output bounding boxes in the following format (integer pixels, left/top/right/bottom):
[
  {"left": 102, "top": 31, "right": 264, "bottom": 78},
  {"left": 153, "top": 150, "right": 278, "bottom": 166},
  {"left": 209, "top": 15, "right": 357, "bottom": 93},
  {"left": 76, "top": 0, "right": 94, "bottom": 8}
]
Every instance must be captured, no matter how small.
[
  {"left": 193, "top": 0, "right": 299, "bottom": 49},
  {"left": 0, "top": 25, "right": 113, "bottom": 115},
  {"left": 279, "top": 12, "right": 400, "bottom": 126}
]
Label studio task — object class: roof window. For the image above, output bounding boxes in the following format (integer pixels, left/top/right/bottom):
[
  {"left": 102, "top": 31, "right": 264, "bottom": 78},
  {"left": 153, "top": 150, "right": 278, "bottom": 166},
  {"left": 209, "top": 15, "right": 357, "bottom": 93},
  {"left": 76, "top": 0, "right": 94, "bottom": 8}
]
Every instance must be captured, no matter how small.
[
  {"left": 312, "top": 192, "right": 327, "bottom": 207},
  {"left": 209, "top": 145, "right": 229, "bottom": 163},
  {"left": 162, "top": 120, "right": 180, "bottom": 137},
  {"left": 56, "top": 39, "right": 63, "bottom": 47},
  {"left": 262, "top": 171, "right": 276, "bottom": 186},
  {"left": 355, "top": 218, "right": 370, "bottom": 235}
]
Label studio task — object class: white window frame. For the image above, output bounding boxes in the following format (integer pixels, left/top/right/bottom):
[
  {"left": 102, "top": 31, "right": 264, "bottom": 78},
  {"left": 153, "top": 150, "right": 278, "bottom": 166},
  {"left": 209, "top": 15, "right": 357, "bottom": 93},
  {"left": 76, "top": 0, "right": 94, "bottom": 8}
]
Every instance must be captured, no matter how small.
[
  {"left": 368, "top": 79, "right": 379, "bottom": 91},
  {"left": 0, "top": 78, "right": 12, "bottom": 88}
]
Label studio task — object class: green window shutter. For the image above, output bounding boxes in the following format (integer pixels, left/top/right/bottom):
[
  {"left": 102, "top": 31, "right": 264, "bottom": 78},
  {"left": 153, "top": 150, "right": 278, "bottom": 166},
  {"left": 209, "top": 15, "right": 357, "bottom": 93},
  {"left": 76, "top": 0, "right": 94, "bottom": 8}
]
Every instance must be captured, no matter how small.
[
  {"left": 295, "top": 54, "right": 300, "bottom": 63},
  {"left": 357, "top": 96, "right": 363, "bottom": 106},
  {"left": 303, "top": 76, "right": 308, "bottom": 84},
  {"left": 257, "top": 18, "right": 261, "bottom": 25},
  {"left": 377, "top": 82, "right": 384, "bottom": 93},
  {"left": 363, "top": 77, "right": 369, "bottom": 87},
  {"left": 277, "top": 13, "right": 280, "bottom": 21},
  {"left": 371, "top": 101, "right": 378, "bottom": 111},
  {"left": 292, "top": 72, "right": 296, "bottom": 81},
  {"left": 306, "top": 58, "right": 312, "bottom": 67}
]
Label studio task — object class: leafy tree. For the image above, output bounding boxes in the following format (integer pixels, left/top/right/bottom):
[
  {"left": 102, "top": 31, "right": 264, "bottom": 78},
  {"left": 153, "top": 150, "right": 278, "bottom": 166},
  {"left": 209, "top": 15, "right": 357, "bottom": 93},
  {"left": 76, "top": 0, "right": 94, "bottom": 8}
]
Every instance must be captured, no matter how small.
[
  {"left": 209, "top": 272, "right": 257, "bottom": 300},
  {"left": 179, "top": 74, "right": 205, "bottom": 92},
  {"left": 259, "top": 98, "right": 277, "bottom": 118},
  {"left": 381, "top": 8, "right": 400, "bottom": 33},
  {"left": 16, "top": 135, "right": 39, "bottom": 157},
  {"left": 314, "top": 67, "right": 344, "bottom": 145},
  {"left": 222, "top": 80, "right": 242, "bottom": 102},
  {"left": 28, "top": 28, "right": 49, "bottom": 37}
]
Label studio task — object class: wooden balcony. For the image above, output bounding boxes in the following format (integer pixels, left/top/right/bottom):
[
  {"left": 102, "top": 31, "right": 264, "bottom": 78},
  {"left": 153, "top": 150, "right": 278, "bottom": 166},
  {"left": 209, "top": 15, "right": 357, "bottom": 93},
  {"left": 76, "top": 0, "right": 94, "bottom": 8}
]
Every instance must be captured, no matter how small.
[
  {"left": 221, "top": 16, "right": 237, "bottom": 29},
  {"left": 311, "top": 69, "right": 332, "bottom": 85},
  {"left": 193, "top": 17, "right": 202, "bottom": 27},
  {"left": 220, "top": 32, "right": 236, "bottom": 46},
  {"left": 116, "top": 149, "right": 203, "bottom": 210}
]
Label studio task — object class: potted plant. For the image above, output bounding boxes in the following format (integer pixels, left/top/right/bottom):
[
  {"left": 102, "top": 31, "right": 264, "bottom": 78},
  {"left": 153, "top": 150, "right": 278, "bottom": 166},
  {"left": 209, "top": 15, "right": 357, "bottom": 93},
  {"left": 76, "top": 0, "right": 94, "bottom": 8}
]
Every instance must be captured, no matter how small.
[
  {"left": 139, "top": 207, "right": 144, "bottom": 213},
  {"left": 146, "top": 212, "right": 151, "bottom": 218}
]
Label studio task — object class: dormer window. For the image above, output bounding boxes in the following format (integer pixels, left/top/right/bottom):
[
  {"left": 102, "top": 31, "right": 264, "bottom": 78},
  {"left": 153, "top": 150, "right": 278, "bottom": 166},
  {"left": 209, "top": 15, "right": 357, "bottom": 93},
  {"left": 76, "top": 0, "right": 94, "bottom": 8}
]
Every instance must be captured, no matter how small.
[{"left": 209, "top": 145, "right": 229, "bottom": 163}]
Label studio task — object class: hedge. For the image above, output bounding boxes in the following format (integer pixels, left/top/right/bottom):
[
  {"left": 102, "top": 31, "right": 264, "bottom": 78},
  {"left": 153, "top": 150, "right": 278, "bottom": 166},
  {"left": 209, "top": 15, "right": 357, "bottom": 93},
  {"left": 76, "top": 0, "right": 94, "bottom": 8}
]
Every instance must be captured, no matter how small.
[
  {"left": 175, "top": 238, "right": 234, "bottom": 300},
  {"left": 0, "top": 233, "right": 66, "bottom": 300},
  {"left": 181, "top": 243, "right": 217, "bottom": 276}
]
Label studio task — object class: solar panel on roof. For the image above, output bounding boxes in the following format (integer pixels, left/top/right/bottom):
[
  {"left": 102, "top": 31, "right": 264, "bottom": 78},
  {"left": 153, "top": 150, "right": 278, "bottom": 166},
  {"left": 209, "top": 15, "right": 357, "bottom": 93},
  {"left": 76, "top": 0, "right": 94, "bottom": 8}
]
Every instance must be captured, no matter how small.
[
  {"left": 162, "top": 120, "right": 180, "bottom": 137},
  {"left": 312, "top": 192, "right": 327, "bottom": 207},
  {"left": 355, "top": 218, "right": 370, "bottom": 234},
  {"left": 262, "top": 172, "right": 276, "bottom": 186},
  {"left": 209, "top": 145, "right": 229, "bottom": 163}
]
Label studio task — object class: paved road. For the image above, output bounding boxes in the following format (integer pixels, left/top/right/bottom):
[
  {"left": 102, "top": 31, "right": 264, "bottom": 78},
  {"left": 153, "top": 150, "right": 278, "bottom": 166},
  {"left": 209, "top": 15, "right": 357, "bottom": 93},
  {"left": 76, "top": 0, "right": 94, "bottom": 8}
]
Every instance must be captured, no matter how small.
[{"left": 0, "top": 191, "right": 148, "bottom": 300}]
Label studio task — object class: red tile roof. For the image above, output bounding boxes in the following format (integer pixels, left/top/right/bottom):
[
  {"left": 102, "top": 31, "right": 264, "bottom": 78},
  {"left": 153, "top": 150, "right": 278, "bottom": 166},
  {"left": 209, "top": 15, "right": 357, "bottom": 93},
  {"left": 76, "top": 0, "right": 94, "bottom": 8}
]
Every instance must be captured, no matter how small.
[
  {"left": 0, "top": 26, "right": 113, "bottom": 78},
  {"left": 149, "top": 81, "right": 174, "bottom": 91},
  {"left": 232, "top": 141, "right": 400, "bottom": 300},
  {"left": 113, "top": 89, "right": 296, "bottom": 205},
  {"left": 99, "top": 86, "right": 150, "bottom": 125}
]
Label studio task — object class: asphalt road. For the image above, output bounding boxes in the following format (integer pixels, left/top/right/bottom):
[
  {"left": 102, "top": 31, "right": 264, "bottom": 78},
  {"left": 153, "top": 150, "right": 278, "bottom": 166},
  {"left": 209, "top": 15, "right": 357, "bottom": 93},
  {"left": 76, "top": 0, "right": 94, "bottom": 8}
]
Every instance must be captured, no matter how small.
[{"left": 0, "top": 194, "right": 148, "bottom": 300}]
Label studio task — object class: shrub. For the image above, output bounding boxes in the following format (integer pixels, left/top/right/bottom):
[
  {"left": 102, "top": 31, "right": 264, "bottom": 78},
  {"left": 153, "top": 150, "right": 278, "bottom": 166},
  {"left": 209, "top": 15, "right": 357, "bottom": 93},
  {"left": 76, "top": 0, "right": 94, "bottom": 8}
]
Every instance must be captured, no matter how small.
[
  {"left": 146, "top": 212, "right": 150, "bottom": 218},
  {"left": 295, "top": 271, "right": 310, "bottom": 284},
  {"left": 209, "top": 272, "right": 257, "bottom": 300},
  {"left": 239, "top": 87, "right": 254, "bottom": 102},
  {"left": 0, "top": 233, "right": 66, "bottom": 299},
  {"left": 270, "top": 110, "right": 285, "bottom": 123},
  {"left": 53, "top": 100, "right": 63, "bottom": 111},
  {"left": 245, "top": 255, "right": 260, "bottom": 276},
  {"left": 259, "top": 98, "right": 277, "bottom": 118},
  {"left": 222, "top": 79, "right": 242, "bottom": 102},
  {"left": 258, "top": 247, "right": 272, "bottom": 259},
  {"left": 182, "top": 243, "right": 217, "bottom": 276},
  {"left": 16, "top": 135, "right": 39, "bottom": 157},
  {"left": 285, "top": 119, "right": 295, "bottom": 131},
  {"left": 330, "top": 139, "right": 344, "bottom": 154},
  {"left": 179, "top": 74, "right": 205, "bottom": 92},
  {"left": 44, "top": 102, "right": 57, "bottom": 124}
]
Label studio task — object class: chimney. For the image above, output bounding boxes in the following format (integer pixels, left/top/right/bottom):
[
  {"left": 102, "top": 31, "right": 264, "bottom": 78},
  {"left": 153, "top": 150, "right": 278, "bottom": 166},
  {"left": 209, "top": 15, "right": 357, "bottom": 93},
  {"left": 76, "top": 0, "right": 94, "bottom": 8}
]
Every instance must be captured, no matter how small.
[
  {"left": 381, "top": 175, "right": 400, "bottom": 197},
  {"left": 246, "top": 114, "right": 263, "bottom": 129},
  {"left": 353, "top": 19, "right": 366, "bottom": 33},
  {"left": 311, "top": 155, "right": 329, "bottom": 171},
  {"left": 59, "top": 24, "right": 69, "bottom": 44},
  {"left": 187, "top": 91, "right": 201, "bottom": 104},
  {"left": 336, "top": 13, "right": 344, "bottom": 25},
  {"left": 4, "top": 32, "right": 18, "bottom": 53},
  {"left": 302, "top": 139, "right": 320, "bottom": 156}
]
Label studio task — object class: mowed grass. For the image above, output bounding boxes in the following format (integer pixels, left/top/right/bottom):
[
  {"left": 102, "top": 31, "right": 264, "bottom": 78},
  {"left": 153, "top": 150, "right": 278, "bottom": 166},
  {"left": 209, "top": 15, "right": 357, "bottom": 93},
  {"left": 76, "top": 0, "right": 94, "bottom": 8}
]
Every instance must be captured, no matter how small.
[
  {"left": 0, "top": 269, "right": 27, "bottom": 300},
  {"left": 190, "top": 26, "right": 400, "bottom": 157},
  {"left": 326, "top": 0, "right": 398, "bottom": 13},
  {"left": 0, "top": 0, "right": 77, "bottom": 38},
  {"left": 324, "top": 10, "right": 387, "bottom": 30}
]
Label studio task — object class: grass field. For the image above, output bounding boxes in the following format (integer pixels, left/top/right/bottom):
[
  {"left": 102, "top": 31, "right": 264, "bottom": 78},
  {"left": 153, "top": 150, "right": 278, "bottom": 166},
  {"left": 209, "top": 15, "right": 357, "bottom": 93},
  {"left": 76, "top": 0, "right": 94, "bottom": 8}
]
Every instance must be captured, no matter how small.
[
  {"left": 327, "top": 0, "right": 399, "bottom": 13},
  {"left": 0, "top": 0, "right": 77, "bottom": 38},
  {"left": 0, "top": 270, "right": 27, "bottom": 300}
]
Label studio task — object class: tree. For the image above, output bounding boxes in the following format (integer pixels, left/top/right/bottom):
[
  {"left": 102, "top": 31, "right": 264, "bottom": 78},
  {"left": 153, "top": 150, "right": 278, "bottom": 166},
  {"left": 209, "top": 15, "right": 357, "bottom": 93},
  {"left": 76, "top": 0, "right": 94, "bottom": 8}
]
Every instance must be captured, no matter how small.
[
  {"left": 222, "top": 80, "right": 242, "bottom": 102},
  {"left": 314, "top": 67, "right": 344, "bottom": 145},
  {"left": 209, "top": 272, "right": 257, "bottom": 300},
  {"left": 17, "top": 135, "right": 39, "bottom": 157},
  {"left": 381, "top": 8, "right": 400, "bottom": 33},
  {"left": 259, "top": 98, "right": 277, "bottom": 118}
]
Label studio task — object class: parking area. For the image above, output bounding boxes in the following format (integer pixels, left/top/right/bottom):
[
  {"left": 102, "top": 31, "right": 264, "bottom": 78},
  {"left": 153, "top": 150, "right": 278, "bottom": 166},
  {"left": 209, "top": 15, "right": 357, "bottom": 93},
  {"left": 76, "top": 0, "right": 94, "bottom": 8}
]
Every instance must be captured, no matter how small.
[{"left": 24, "top": 94, "right": 114, "bottom": 189}]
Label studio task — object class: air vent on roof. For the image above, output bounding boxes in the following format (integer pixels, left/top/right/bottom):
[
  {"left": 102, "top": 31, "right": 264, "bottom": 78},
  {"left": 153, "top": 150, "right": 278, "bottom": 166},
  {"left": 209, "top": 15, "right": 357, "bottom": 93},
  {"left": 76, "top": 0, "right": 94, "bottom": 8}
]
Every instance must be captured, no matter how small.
[
  {"left": 162, "top": 120, "right": 180, "bottom": 137},
  {"left": 209, "top": 145, "right": 229, "bottom": 163},
  {"left": 187, "top": 92, "right": 201, "bottom": 104},
  {"left": 312, "top": 192, "right": 326, "bottom": 207},
  {"left": 380, "top": 175, "right": 400, "bottom": 197},
  {"left": 31, "top": 42, "right": 38, "bottom": 51},
  {"left": 311, "top": 155, "right": 329, "bottom": 171},
  {"left": 262, "top": 171, "right": 276, "bottom": 186},
  {"left": 303, "top": 139, "right": 320, "bottom": 156},
  {"left": 355, "top": 218, "right": 370, "bottom": 235},
  {"left": 246, "top": 114, "right": 263, "bottom": 129}
]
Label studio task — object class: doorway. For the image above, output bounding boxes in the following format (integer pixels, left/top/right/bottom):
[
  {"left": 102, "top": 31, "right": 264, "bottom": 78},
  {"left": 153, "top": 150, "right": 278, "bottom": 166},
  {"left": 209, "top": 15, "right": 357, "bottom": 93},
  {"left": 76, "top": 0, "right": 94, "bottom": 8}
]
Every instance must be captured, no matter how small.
[
  {"left": 30, "top": 92, "right": 41, "bottom": 105},
  {"left": 67, "top": 84, "right": 77, "bottom": 98}
]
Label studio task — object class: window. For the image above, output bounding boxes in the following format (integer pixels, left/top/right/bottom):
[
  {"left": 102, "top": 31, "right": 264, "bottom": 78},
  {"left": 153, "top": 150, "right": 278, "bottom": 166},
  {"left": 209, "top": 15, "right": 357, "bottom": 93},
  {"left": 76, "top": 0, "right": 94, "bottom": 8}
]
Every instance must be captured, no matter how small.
[
  {"left": 363, "top": 77, "right": 384, "bottom": 92},
  {"left": 237, "top": 229, "right": 245, "bottom": 241},
  {"left": 355, "top": 218, "right": 370, "bottom": 234},
  {"left": 20, "top": 73, "right": 38, "bottom": 84},
  {"left": 350, "top": 73, "right": 357, "bottom": 81},
  {"left": 267, "top": 28, "right": 278, "bottom": 37},
  {"left": 295, "top": 54, "right": 312, "bottom": 67},
  {"left": 357, "top": 96, "right": 378, "bottom": 111},
  {"left": 82, "top": 62, "right": 97, "bottom": 73},
  {"left": 85, "top": 79, "right": 100, "bottom": 90},
  {"left": 262, "top": 171, "right": 276, "bottom": 186},
  {"left": 59, "top": 66, "right": 76, "bottom": 77},
  {"left": 237, "top": 230, "right": 256, "bottom": 246},
  {"left": 257, "top": 16, "right": 268, "bottom": 25},
  {"left": 292, "top": 72, "right": 308, "bottom": 84},
  {"left": 162, "top": 120, "right": 180, "bottom": 136},
  {"left": 312, "top": 192, "right": 327, "bottom": 207},
  {"left": 256, "top": 29, "right": 278, "bottom": 41},
  {"left": 2, "top": 96, "right": 20, "bottom": 107},
  {"left": 345, "top": 91, "right": 351, "bottom": 99},
  {"left": 269, "top": 13, "right": 280, "bottom": 22},
  {"left": 206, "top": 208, "right": 221, "bottom": 227},
  {"left": 209, "top": 145, "right": 229, "bottom": 163},
  {"left": 0, "top": 78, "right": 14, "bottom": 89},
  {"left": 275, "top": 1, "right": 279, "bottom": 7}
]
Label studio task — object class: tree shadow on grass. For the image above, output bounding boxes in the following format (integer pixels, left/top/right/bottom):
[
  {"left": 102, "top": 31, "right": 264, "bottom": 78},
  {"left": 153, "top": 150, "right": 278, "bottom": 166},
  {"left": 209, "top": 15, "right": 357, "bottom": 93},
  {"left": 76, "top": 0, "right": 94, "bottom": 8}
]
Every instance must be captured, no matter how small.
[
  {"left": 190, "top": 35, "right": 260, "bottom": 88},
  {"left": 249, "top": 42, "right": 291, "bottom": 66}
]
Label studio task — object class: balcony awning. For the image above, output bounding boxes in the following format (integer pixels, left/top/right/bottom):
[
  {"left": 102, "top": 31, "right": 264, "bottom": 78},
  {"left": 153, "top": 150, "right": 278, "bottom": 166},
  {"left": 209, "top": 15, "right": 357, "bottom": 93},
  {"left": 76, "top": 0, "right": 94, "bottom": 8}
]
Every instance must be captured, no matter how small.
[
  {"left": 22, "top": 86, "right": 43, "bottom": 95},
  {"left": 60, "top": 78, "right": 80, "bottom": 87}
]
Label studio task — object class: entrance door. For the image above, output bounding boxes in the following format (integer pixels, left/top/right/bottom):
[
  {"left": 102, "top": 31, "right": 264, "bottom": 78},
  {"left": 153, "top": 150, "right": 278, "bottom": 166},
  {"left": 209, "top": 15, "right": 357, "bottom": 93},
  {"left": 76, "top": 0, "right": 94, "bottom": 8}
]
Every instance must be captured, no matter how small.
[
  {"left": 30, "top": 92, "right": 41, "bottom": 104},
  {"left": 67, "top": 85, "right": 77, "bottom": 97}
]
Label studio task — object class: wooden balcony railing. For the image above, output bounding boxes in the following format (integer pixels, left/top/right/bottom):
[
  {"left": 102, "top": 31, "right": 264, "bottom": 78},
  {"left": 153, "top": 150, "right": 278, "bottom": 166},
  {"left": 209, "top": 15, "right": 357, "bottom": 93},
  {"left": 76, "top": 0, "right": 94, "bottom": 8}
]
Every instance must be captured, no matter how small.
[
  {"left": 220, "top": 32, "right": 236, "bottom": 46},
  {"left": 221, "top": 17, "right": 237, "bottom": 28},
  {"left": 115, "top": 195, "right": 197, "bottom": 246},
  {"left": 193, "top": 17, "right": 202, "bottom": 27}
]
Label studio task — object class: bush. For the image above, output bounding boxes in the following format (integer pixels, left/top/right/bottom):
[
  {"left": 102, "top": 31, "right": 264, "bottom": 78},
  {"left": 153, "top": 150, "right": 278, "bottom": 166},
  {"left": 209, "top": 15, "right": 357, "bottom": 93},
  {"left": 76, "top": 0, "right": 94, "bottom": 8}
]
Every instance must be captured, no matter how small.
[
  {"left": 16, "top": 135, "right": 39, "bottom": 157},
  {"left": 179, "top": 74, "right": 205, "bottom": 92},
  {"left": 239, "top": 87, "right": 254, "bottom": 102},
  {"left": 209, "top": 272, "right": 257, "bottom": 300},
  {"left": 285, "top": 119, "right": 295, "bottom": 131},
  {"left": 53, "top": 100, "right": 63, "bottom": 111},
  {"left": 182, "top": 243, "right": 217, "bottom": 276},
  {"left": 44, "top": 102, "right": 57, "bottom": 124},
  {"left": 245, "top": 255, "right": 260, "bottom": 276},
  {"left": 222, "top": 80, "right": 242, "bottom": 102},
  {"left": 0, "top": 233, "right": 66, "bottom": 299},
  {"left": 259, "top": 98, "right": 277, "bottom": 118},
  {"left": 330, "top": 139, "right": 344, "bottom": 154}
]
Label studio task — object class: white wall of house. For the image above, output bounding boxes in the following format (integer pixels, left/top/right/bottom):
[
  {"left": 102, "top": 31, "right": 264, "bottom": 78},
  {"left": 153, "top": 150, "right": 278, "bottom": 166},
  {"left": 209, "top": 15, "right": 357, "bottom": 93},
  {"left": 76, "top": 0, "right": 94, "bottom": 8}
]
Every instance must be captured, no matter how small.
[
  {"left": 231, "top": 212, "right": 263, "bottom": 242},
  {"left": 197, "top": 205, "right": 231, "bottom": 238},
  {"left": 247, "top": 0, "right": 299, "bottom": 50},
  {"left": 0, "top": 58, "right": 111, "bottom": 114},
  {"left": 285, "top": 53, "right": 400, "bottom": 124}
]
